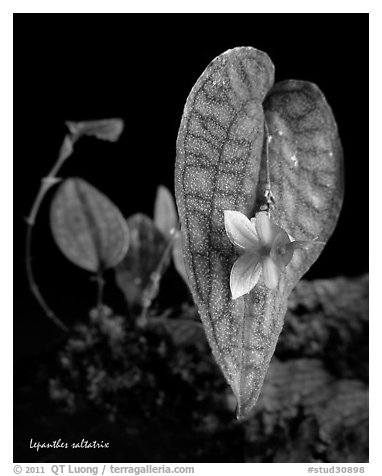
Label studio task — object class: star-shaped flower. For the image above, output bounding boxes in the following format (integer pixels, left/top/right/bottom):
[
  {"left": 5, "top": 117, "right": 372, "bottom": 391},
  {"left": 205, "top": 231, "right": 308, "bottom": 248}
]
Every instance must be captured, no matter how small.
[{"left": 224, "top": 210, "right": 323, "bottom": 299}]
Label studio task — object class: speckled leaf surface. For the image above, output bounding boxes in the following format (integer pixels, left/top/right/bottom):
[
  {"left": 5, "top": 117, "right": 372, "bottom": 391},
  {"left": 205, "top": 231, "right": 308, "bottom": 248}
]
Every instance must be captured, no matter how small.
[
  {"left": 50, "top": 178, "right": 129, "bottom": 272},
  {"left": 175, "top": 47, "right": 343, "bottom": 418}
]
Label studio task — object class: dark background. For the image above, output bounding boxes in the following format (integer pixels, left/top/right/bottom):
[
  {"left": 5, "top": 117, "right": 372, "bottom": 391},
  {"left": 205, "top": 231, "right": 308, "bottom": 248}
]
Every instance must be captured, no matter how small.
[{"left": 14, "top": 13, "right": 369, "bottom": 461}]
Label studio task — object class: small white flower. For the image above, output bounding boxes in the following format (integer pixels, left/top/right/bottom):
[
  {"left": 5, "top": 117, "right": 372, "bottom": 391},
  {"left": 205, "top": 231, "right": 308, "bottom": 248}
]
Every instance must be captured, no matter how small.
[{"left": 224, "top": 210, "right": 323, "bottom": 299}]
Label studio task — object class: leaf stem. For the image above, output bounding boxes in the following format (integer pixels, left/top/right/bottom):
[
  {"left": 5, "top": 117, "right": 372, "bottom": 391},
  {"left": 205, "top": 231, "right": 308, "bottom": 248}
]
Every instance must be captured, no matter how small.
[
  {"left": 25, "top": 214, "right": 68, "bottom": 332},
  {"left": 96, "top": 270, "right": 105, "bottom": 310},
  {"left": 26, "top": 136, "right": 72, "bottom": 227},
  {"left": 24, "top": 134, "right": 74, "bottom": 332}
]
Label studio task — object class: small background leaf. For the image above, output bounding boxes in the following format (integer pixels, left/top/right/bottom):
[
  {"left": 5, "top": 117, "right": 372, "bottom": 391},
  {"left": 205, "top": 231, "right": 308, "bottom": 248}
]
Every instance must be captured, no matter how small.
[
  {"left": 115, "top": 213, "right": 169, "bottom": 308},
  {"left": 153, "top": 185, "right": 178, "bottom": 239},
  {"left": 65, "top": 118, "right": 124, "bottom": 143},
  {"left": 153, "top": 185, "right": 190, "bottom": 288},
  {"left": 172, "top": 231, "right": 190, "bottom": 289},
  {"left": 50, "top": 178, "right": 129, "bottom": 272}
]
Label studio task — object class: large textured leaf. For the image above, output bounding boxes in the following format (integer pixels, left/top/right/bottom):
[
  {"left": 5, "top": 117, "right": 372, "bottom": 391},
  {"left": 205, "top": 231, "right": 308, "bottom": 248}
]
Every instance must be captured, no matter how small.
[
  {"left": 175, "top": 46, "right": 343, "bottom": 418},
  {"left": 50, "top": 178, "right": 129, "bottom": 272}
]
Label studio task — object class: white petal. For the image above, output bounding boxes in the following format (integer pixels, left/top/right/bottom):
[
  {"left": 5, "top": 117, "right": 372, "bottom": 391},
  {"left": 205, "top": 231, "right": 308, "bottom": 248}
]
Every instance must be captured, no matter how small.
[
  {"left": 254, "top": 212, "right": 279, "bottom": 246},
  {"left": 270, "top": 231, "right": 293, "bottom": 269},
  {"left": 261, "top": 256, "right": 281, "bottom": 290},
  {"left": 230, "top": 252, "right": 262, "bottom": 299},
  {"left": 224, "top": 210, "right": 260, "bottom": 251}
]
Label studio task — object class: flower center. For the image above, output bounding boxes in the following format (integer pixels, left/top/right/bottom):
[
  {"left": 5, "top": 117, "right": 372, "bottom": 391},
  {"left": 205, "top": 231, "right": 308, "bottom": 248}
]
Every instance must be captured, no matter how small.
[{"left": 276, "top": 245, "right": 286, "bottom": 257}]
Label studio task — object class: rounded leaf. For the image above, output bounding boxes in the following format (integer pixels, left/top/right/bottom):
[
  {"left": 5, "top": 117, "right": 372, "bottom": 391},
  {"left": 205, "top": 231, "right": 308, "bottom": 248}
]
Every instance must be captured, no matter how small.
[{"left": 50, "top": 178, "right": 129, "bottom": 272}]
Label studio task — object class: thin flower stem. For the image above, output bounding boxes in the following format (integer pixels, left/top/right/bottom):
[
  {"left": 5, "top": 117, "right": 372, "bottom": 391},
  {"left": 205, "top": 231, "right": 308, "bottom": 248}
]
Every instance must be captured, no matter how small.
[
  {"left": 263, "top": 121, "right": 275, "bottom": 214},
  {"left": 264, "top": 122, "right": 271, "bottom": 189},
  {"left": 138, "top": 229, "right": 177, "bottom": 327},
  {"left": 24, "top": 134, "right": 73, "bottom": 332}
]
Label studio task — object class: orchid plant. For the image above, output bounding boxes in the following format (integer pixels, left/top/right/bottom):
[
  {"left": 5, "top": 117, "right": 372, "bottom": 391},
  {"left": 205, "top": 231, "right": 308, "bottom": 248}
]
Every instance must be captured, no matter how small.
[
  {"left": 26, "top": 118, "right": 188, "bottom": 333},
  {"left": 224, "top": 210, "right": 325, "bottom": 299}
]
